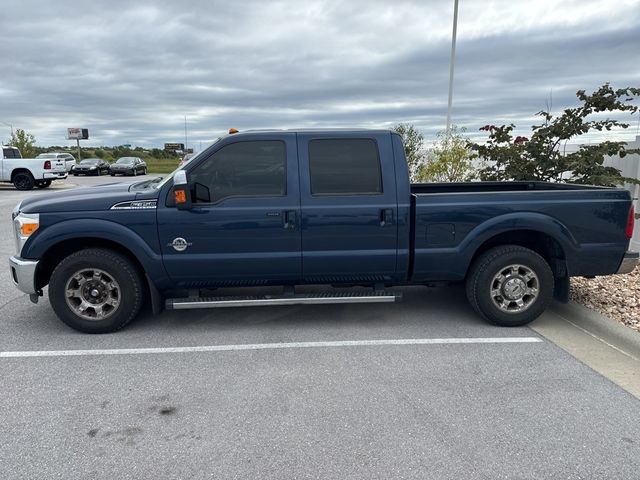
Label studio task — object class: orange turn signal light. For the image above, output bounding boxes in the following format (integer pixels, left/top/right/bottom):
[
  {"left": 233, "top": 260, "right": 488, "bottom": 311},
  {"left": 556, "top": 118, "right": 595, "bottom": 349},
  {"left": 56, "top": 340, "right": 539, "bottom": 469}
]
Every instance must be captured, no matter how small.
[
  {"left": 228, "top": 128, "right": 239, "bottom": 134},
  {"left": 21, "top": 223, "right": 39, "bottom": 236},
  {"left": 174, "top": 189, "right": 187, "bottom": 204}
]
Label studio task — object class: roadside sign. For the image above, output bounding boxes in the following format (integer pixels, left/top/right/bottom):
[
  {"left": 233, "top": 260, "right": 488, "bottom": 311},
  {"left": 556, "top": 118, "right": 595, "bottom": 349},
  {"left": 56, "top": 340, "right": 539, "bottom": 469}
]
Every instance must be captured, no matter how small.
[
  {"left": 164, "top": 143, "right": 185, "bottom": 151},
  {"left": 67, "top": 128, "right": 89, "bottom": 140}
]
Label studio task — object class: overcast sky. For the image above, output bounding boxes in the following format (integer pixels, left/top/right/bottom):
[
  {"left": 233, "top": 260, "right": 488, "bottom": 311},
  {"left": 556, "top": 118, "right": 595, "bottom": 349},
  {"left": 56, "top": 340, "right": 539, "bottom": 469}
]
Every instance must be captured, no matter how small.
[{"left": 1, "top": 0, "right": 639, "bottom": 149}]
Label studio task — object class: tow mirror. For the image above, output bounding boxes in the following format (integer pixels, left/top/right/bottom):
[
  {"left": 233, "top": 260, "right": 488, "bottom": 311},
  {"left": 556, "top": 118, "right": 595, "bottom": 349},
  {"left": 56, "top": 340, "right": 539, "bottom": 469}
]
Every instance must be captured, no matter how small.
[{"left": 173, "top": 170, "right": 192, "bottom": 210}]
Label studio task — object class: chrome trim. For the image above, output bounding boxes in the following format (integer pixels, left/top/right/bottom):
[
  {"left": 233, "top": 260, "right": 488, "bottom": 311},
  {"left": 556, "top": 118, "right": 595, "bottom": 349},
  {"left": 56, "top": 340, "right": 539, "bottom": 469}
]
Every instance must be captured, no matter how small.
[
  {"left": 616, "top": 251, "right": 639, "bottom": 274},
  {"left": 167, "top": 294, "right": 399, "bottom": 310},
  {"left": 9, "top": 256, "right": 39, "bottom": 295},
  {"left": 110, "top": 200, "right": 157, "bottom": 210}
]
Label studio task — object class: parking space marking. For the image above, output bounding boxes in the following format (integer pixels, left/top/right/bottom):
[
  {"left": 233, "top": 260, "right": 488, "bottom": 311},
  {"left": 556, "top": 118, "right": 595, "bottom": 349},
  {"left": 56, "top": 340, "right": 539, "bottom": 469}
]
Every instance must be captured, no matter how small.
[{"left": 0, "top": 337, "right": 542, "bottom": 358}]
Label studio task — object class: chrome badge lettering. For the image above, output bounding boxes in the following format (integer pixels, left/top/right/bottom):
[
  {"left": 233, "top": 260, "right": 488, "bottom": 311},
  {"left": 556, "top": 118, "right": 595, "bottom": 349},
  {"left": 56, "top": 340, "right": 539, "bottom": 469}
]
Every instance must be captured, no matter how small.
[{"left": 169, "top": 237, "right": 192, "bottom": 252}]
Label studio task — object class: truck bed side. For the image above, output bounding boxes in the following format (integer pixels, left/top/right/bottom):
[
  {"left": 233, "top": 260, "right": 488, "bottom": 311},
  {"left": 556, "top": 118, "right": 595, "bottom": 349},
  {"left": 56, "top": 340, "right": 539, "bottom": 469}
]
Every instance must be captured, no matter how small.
[{"left": 411, "top": 187, "right": 632, "bottom": 282}]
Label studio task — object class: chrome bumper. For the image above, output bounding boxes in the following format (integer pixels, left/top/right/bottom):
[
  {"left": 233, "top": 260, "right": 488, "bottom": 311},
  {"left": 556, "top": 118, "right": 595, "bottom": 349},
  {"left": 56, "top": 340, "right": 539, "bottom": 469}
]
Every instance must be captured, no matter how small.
[
  {"left": 43, "top": 172, "right": 68, "bottom": 180},
  {"left": 616, "top": 251, "right": 639, "bottom": 274},
  {"left": 9, "top": 256, "right": 39, "bottom": 295}
]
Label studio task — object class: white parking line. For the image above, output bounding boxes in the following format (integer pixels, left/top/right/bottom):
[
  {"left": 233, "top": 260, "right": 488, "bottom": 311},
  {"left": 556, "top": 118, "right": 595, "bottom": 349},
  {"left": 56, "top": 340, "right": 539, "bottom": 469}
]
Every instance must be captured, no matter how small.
[{"left": 0, "top": 337, "right": 542, "bottom": 358}]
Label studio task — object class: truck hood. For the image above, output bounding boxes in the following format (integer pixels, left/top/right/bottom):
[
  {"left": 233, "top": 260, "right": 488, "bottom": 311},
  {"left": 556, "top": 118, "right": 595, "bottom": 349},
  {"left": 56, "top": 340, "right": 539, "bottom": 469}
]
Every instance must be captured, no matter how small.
[{"left": 18, "top": 181, "right": 160, "bottom": 213}]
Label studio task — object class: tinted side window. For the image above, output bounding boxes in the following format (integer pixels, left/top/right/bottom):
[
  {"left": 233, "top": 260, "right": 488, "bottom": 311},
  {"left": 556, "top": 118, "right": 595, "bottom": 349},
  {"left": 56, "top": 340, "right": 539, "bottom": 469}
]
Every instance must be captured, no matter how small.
[
  {"left": 190, "top": 141, "right": 286, "bottom": 204},
  {"left": 3, "top": 148, "right": 21, "bottom": 158},
  {"left": 308, "top": 138, "right": 382, "bottom": 195}
]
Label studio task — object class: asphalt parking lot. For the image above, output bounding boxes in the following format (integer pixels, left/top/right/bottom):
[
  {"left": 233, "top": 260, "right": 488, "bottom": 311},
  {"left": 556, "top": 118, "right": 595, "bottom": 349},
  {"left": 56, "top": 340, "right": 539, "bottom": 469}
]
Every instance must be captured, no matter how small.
[{"left": 1, "top": 175, "right": 639, "bottom": 480}]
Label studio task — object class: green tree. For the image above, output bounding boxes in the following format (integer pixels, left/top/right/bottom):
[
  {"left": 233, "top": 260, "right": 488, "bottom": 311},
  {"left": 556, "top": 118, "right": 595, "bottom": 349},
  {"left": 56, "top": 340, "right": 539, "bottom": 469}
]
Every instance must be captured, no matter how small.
[
  {"left": 9, "top": 129, "right": 37, "bottom": 158},
  {"left": 393, "top": 123, "right": 426, "bottom": 181},
  {"left": 420, "top": 126, "right": 476, "bottom": 182},
  {"left": 471, "top": 84, "right": 640, "bottom": 186}
]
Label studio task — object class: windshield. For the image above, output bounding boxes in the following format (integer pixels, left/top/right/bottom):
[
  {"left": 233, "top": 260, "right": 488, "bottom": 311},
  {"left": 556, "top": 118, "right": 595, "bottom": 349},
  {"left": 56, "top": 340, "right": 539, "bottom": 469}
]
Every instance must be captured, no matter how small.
[
  {"left": 154, "top": 139, "right": 220, "bottom": 189},
  {"left": 80, "top": 159, "right": 100, "bottom": 165},
  {"left": 116, "top": 157, "right": 135, "bottom": 164}
]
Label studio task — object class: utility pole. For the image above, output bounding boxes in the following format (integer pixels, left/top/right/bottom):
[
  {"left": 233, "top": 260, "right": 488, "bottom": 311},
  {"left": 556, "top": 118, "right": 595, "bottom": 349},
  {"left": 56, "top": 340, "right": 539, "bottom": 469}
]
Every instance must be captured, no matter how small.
[
  {"left": 1, "top": 121, "right": 14, "bottom": 139},
  {"left": 184, "top": 116, "right": 188, "bottom": 152},
  {"left": 76, "top": 138, "right": 82, "bottom": 162},
  {"left": 446, "top": 0, "right": 459, "bottom": 134}
]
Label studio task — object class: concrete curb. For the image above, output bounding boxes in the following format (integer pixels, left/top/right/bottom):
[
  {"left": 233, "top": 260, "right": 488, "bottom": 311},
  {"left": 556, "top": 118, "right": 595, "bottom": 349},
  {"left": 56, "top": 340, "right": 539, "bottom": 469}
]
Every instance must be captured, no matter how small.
[{"left": 550, "top": 300, "right": 640, "bottom": 361}]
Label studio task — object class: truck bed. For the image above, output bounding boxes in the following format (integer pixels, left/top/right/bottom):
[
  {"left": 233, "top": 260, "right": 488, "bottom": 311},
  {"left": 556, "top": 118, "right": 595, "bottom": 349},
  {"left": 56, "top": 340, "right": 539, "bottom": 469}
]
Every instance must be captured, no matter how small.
[{"left": 409, "top": 182, "right": 631, "bottom": 282}]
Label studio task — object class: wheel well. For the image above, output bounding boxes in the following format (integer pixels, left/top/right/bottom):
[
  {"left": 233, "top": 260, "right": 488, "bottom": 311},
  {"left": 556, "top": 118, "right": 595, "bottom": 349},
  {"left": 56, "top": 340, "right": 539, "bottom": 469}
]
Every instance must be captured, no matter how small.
[
  {"left": 11, "top": 168, "right": 33, "bottom": 181},
  {"left": 35, "top": 237, "right": 146, "bottom": 290},
  {"left": 470, "top": 230, "right": 567, "bottom": 278}
]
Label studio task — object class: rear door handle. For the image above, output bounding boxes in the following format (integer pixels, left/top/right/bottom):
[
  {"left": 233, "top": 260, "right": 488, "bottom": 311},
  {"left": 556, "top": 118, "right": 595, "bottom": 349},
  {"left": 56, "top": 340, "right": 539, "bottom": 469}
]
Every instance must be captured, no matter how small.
[
  {"left": 380, "top": 208, "right": 393, "bottom": 226},
  {"left": 283, "top": 210, "right": 297, "bottom": 230}
]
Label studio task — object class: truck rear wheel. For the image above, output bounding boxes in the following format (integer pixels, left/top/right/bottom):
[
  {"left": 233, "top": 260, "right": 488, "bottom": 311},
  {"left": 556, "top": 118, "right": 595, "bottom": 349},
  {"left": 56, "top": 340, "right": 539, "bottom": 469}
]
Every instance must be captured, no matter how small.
[
  {"left": 465, "top": 245, "right": 553, "bottom": 327},
  {"left": 13, "top": 172, "right": 35, "bottom": 190},
  {"left": 49, "top": 248, "right": 144, "bottom": 333}
]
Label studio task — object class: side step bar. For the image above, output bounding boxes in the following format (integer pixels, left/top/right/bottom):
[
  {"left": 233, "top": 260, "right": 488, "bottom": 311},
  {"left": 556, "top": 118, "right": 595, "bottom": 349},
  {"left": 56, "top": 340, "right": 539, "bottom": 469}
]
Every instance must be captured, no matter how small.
[{"left": 166, "top": 291, "right": 401, "bottom": 310}]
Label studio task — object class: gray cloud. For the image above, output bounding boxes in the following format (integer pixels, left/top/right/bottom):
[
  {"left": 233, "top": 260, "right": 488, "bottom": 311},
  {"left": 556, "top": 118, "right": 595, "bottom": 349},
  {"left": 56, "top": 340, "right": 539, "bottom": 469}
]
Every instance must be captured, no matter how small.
[{"left": 0, "top": 0, "right": 639, "bottom": 148}]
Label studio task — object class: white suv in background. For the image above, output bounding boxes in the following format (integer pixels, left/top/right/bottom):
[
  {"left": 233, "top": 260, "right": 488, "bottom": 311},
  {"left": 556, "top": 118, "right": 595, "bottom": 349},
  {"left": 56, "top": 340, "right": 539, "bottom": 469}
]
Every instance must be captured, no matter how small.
[{"left": 36, "top": 152, "right": 77, "bottom": 172}]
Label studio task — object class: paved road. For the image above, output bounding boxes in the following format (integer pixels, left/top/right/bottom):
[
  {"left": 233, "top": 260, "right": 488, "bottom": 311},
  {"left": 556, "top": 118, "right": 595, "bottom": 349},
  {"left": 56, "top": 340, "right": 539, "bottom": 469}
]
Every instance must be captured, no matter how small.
[{"left": 1, "top": 176, "right": 639, "bottom": 479}]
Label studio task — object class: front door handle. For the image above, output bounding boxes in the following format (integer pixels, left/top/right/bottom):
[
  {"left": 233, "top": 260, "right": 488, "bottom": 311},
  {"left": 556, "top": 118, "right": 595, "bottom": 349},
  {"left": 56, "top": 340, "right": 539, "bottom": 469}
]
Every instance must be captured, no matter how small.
[
  {"left": 283, "top": 210, "right": 297, "bottom": 230},
  {"left": 380, "top": 208, "right": 393, "bottom": 227}
]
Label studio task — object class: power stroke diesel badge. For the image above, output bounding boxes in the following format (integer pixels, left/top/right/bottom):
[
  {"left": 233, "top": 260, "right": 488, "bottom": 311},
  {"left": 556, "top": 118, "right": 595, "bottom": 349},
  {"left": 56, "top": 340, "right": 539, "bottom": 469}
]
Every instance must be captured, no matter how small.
[{"left": 169, "top": 237, "right": 192, "bottom": 252}]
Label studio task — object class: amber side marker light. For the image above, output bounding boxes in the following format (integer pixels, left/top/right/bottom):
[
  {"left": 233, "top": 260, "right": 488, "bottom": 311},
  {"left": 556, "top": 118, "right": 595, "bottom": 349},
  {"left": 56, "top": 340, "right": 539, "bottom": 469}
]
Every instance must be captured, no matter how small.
[
  {"left": 21, "top": 223, "right": 39, "bottom": 236},
  {"left": 229, "top": 128, "right": 239, "bottom": 134},
  {"left": 174, "top": 190, "right": 187, "bottom": 204}
]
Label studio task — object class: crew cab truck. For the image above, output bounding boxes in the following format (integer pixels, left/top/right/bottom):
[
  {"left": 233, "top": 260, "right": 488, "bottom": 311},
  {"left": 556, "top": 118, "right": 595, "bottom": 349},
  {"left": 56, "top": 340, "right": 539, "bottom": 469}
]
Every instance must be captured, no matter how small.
[
  {"left": 8, "top": 129, "right": 638, "bottom": 333},
  {"left": 1, "top": 145, "right": 68, "bottom": 190}
]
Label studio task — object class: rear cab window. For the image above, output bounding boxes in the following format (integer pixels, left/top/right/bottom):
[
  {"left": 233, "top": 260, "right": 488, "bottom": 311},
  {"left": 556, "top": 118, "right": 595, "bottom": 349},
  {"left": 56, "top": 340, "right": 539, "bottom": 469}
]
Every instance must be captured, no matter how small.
[{"left": 2, "top": 147, "right": 22, "bottom": 159}]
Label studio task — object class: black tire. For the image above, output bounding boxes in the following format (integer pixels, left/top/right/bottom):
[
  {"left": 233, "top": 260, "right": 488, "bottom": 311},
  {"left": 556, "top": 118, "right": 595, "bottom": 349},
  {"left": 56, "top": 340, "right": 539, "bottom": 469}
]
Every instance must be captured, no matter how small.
[
  {"left": 465, "top": 245, "right": 553, "bottom": 327},
  {"left": 96, "top": 169, "right": 101, "bottom": 176},
  {"left": 132, "top": 169, "right": 137, "bottom": 176},
  {"left": 49, "top": 248, "right": 144, "bottom": 334},
  {"left": 13, "top": 171, "right": 35, "bottom": 190},
  {"left": 73, "top": 173, "right": 78, "bottom": 176},
  {"left": 36, "top": 180, "right": 52, "bottom": 189},
  {"left": 142, "top": 168, "right": 147, "bottom": 175},
  {"left": 110, "top": 173, "right": 115, "bottom": 176}
]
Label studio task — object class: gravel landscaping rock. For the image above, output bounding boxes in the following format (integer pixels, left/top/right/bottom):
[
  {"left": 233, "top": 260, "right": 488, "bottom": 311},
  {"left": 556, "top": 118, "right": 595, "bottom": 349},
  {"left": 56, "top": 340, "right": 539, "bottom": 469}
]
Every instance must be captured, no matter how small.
[{"left": 570, "top": 267, "right": 640, "bottom": 334}]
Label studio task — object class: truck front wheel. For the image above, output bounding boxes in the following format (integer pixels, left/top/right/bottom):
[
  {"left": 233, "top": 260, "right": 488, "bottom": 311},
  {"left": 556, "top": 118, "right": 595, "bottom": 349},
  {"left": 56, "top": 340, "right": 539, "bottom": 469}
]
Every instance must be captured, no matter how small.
[
  {"left": 465, "top": 245, "right": 553, "bottom": 327},
  {"left": 49, "top": 248, "right": 144, "bottom": 333}
]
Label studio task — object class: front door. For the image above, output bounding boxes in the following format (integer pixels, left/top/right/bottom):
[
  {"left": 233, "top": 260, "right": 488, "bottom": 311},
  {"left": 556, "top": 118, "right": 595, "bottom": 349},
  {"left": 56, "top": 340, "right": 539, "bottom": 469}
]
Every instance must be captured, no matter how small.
[
  {"left": 297, "top": 132, "right": 399, "bottom": 283},
  {"left": 157, "top": 133, "right": 302, "bottom": 287}
]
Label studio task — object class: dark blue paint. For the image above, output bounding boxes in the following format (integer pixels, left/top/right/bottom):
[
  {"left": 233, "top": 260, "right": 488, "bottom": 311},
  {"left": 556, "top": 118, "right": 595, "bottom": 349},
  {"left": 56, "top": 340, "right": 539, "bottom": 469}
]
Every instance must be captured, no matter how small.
[{"left": 19, "top": 129, "right": 633, "bottom": 295}]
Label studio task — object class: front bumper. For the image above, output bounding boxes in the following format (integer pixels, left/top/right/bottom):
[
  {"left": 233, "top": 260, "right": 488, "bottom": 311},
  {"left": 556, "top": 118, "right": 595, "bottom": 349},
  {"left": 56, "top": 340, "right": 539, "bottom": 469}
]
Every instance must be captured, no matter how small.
[
  {"left": 9, "top": 256, "right": 39, "bottom": 295},
  {"left": 616, "top": 251, "right": 639, "bottom": 274}
]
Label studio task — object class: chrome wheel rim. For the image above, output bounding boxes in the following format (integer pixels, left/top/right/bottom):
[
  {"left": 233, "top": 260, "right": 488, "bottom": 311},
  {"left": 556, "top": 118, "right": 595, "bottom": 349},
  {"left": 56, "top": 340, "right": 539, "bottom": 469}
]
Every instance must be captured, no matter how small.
[
  {"left": 490, "top": 264, "right": 539, "bottom": 313},
  {"left": 65, "top": 268, "right": 121, "bottom": 321}
]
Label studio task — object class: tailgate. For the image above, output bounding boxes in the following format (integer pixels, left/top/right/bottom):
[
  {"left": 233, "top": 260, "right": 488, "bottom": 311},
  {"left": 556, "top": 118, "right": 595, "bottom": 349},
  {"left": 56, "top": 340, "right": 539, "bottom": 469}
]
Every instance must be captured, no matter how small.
[{"left": 51, "top": 160, "right": 66, "bottom": 172}]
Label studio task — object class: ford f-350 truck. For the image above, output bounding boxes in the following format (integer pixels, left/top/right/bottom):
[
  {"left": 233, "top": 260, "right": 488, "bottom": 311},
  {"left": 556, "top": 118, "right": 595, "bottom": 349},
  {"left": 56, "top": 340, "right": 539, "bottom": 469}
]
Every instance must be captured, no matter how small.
[{"left": 9, "top": 129, "right": 638, "bottom": 333}]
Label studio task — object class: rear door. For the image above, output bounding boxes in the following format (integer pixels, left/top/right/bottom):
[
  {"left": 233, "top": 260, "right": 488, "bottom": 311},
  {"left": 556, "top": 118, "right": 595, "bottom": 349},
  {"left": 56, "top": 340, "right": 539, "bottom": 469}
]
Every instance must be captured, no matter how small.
[
  {"left": 296, "top": 132, "right": 399, "bottom": 283},
  {"left": 157, "top": 133, "right": 302, "bottom": 286}
]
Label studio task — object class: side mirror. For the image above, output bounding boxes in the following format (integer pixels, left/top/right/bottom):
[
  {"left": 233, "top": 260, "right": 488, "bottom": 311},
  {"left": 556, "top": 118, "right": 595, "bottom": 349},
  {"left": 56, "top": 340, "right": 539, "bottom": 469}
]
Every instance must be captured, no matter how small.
[{"left": 173, "top": 170, "right": 192, "bottom": 210}]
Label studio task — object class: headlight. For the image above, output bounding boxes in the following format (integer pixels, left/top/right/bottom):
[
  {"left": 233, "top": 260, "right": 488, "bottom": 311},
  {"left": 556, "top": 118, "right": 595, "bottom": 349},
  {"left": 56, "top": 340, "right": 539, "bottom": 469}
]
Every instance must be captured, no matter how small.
[{"left": 13, "top": 212, "right": 39, "bottom": 256}]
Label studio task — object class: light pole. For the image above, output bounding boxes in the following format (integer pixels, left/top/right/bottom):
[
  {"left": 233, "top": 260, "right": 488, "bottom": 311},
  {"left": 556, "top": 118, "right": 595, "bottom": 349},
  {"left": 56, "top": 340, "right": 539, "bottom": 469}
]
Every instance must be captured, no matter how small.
[
  {"left": 1, "top": 121, "right": 14, "bottom": 139},
  {"left": 184, "top": 116, "right": 188, "bottom": 153},
  {"left": 446, "top": 0, "right": 459, "bottom": 134}
]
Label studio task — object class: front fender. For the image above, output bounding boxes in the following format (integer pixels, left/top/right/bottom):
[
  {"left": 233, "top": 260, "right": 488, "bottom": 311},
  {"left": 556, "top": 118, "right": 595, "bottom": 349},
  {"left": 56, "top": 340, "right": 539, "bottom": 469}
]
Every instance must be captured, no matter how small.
[{"left": 23, "top": 218, "right": 169, "bottom": 284}]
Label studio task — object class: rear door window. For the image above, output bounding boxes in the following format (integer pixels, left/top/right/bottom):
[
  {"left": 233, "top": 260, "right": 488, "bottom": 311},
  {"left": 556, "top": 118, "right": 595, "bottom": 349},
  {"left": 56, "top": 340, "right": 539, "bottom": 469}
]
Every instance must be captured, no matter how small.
[{"left": 308, "top": 138, "right": 382, "bottom": 195}]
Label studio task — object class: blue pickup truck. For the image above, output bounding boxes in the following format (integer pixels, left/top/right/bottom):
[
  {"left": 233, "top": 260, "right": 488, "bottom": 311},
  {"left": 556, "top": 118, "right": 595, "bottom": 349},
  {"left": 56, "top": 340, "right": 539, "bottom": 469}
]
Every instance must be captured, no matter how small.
[{"left": 9, "top": 129, "right": 638, "bottom": 333}]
